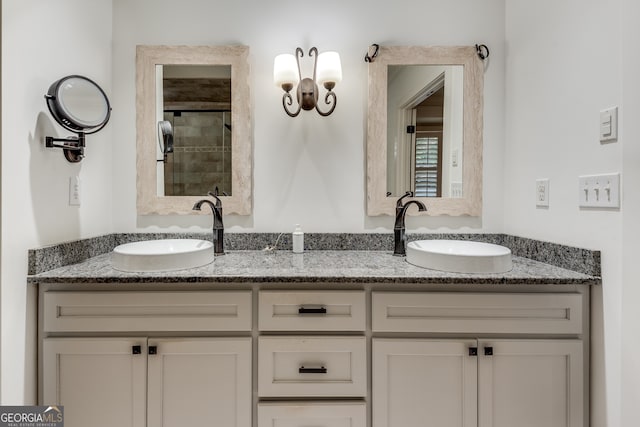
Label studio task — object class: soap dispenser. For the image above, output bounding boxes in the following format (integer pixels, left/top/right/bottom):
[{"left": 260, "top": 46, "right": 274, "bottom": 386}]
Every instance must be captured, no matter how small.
[{"left": 292, "top": 224, "right": 304, "bottom": 253}]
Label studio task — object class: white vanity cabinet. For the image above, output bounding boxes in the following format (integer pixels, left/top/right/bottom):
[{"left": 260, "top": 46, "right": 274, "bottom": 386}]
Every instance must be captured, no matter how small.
[
  {"left": 38, "top": 285, "right": 589, "bottom": 427},
  {"left": 40, "top": 290, "right": 253, "bottom": 427},
  {"left": 372, "top": 292, "right": 586, "bottom": 427}
]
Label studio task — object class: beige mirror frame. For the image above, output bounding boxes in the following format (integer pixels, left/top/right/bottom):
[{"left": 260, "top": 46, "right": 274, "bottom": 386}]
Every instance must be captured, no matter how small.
[
  {"left": 366, "top": 46, "right": 483, "bottom": 216},
  {"left": 136, "top": 45, "right": 252, "bottom": 215}
]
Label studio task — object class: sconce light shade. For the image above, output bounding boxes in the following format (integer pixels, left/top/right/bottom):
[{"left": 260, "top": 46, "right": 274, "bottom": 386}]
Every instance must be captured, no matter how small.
[
  {"left": 274, "top": 54, "right": 300, "bottom": 89},
  {"left": 316, "top": 51, "right": 342, "bottom": 88},
  {"left": 274, "top": 47, "right": 341, "bottom": 117}
]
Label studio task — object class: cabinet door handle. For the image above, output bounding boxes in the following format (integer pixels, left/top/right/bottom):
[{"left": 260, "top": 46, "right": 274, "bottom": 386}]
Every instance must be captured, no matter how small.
[
  {"left": 148, "top": 346, "right": 158, "bottom": 355},
  {"left": 298, "top": 306, "right": 327, "bottom": 315},
  {"left": 132, "top": 345, "right": 142, "bottom": 355},
  {"left": 299, "top": 365, "right": 327, "bottom": 374},
  {"left": 484, "top": 346, "right": 493, "bottom": 356},
  {"left": 469, "top": 347, "right": 478, "bottom": 356}
]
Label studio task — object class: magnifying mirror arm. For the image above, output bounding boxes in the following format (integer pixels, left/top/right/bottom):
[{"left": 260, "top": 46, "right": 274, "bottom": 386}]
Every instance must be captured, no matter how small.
[{"left": 45, "top": 133, "right": 86, "bottom": 162}]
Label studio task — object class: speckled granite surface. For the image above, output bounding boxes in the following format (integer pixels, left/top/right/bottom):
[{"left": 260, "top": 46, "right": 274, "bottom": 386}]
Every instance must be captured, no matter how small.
[
  {"left": 28, "top": 233, "right": 601, "bottom": 279},
  {"left": 27, "top": 250, "right": 598, "bottom": 285},
  {"left": 27, "top": 234, "right": 601, "bottom": 285}
]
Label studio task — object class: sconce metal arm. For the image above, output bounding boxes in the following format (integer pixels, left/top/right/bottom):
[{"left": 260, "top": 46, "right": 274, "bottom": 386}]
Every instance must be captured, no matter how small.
[
  {"left": 309, "top": 47, "right": 318, "bottom": 80},
  {"left": 315, "top": 90, "right": 337, "bottom": 117},
  {"left": 281, "top": 47, "right": 306, "bottom": 117},
  {"left": 283, "top": 91, "right": 302, "bottom": 117},
  {"left": 295, "top": 47, "right": 304, "bottom": 79}
]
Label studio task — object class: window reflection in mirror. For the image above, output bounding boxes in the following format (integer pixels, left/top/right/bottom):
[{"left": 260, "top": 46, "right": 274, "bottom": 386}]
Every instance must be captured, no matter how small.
[
  {"left": 156, "top": 65, "right": 232, "bottom": 197},
  {"left": 387, "top": 65, "right": 463, "bottom": 198}
]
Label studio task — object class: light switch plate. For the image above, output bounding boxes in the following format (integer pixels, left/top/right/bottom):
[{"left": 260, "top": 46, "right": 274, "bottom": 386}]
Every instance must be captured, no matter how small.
[
  {"left": 578, "top": 173, "right": 620, "bottom": 208},
  {"left": 600, "top": 107, "right": 618, "bottom": 142},
  {"left": 536, "top": 179, "right": 549, "bottom": 207}
]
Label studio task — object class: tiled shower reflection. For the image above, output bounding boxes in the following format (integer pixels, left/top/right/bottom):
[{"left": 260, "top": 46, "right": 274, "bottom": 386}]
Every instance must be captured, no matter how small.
[{"left": 163, "top": 111, "right": 232, "bottom": 196}]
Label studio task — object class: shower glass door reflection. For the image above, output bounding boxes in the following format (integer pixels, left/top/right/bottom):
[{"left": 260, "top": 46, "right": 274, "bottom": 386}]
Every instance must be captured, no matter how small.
[{"left": 163, "top": 110, "right": 232, "bottom": 197}]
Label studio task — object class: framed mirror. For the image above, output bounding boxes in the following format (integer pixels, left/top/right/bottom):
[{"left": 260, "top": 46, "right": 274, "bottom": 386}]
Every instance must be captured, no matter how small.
[
  {"left": 366, "top": 46, "right": 483, "bottom": 216},
  {"left": 136, "top": 45, "right": 252, "bottom": 215}
]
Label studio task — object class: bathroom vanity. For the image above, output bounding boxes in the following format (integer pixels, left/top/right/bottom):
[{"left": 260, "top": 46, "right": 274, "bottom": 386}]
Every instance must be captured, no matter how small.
[{"left": 29, "top": 240, "right": 598, "bottom": 427}]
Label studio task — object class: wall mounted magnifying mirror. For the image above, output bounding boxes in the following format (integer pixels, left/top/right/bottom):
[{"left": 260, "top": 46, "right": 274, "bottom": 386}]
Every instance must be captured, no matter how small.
[
  {"left": 44, "top": 75, "right": 111, "bottom": 162},
  {"left": 366, "top": 46, "right": 484, "bottom": 216},
  {"left": 137, "top": 45, "right": 252, "bottom": 215},
  {"left": 157, "top": 120, "right": 174, "bottom": 161}
]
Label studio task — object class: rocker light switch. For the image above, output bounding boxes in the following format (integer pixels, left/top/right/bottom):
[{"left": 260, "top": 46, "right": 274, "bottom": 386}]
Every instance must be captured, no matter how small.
[{"left": 600, "top": 107, "right": 618, "bottom": 142}]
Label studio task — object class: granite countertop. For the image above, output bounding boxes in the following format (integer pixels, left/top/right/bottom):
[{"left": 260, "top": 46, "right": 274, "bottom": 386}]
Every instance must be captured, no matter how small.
[{"left": 27, "top": 249, "right": 600, "bottom": 285}]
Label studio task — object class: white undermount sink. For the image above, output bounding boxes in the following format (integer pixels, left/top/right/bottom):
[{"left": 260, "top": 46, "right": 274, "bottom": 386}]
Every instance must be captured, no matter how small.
[
  {"left": 111, "top": 239, "right": 214, "bottom": 272},
  {"left": 406, "top": 240, "right": 512, "bottom": 274}
]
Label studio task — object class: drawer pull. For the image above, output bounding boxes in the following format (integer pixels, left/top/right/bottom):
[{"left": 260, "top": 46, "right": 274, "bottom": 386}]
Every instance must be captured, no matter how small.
[
  {"left": 298, "top": 306, "right": 327, "bottom": 315},
  {"left": 299, "top": 365, "right": 327, "bottom": 374}
]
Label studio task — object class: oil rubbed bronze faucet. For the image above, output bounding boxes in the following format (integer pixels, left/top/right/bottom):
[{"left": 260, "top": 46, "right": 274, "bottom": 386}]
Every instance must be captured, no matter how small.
[
  {"left": 394, "top": 191, "right": 427, "bottom": 256},
  {"left": 192, "top": 188, "right": 225, "bottom": 255}
]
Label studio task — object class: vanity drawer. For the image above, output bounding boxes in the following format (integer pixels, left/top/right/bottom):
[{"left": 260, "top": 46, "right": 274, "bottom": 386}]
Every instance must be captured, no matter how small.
[
  {"left": 258, "top": 290, "right": 366, "bottom": 331},
  {"left": 43, "top": 291, "right": 252, "bottom": 332},
  {"left": 258, "top": 402, "right": 366, "bottom": 427},
  {"left": 372, "top": 292, "right": 583, "bottom": 334},
  {"left": 258, "top": 336, "right": 367, "bottom": 397}
]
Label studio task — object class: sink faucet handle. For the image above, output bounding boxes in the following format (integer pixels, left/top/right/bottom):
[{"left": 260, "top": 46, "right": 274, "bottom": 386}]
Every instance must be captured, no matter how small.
[
  {"left": 207, "top": 188, "right": 223, "bottom": 207},
  {"left": 396, "top": 191, "right": 414, "bottom": 207},
  {"left": 207, "top": 187, "right": 229, "bottom": 207}
]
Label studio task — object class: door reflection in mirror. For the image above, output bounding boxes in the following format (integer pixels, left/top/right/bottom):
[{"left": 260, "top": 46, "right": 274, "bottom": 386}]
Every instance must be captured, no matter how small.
[
  {"left": 155, "top": 64, "right": 232, "bottom": 197},
  {"left": 387, "top": 65, "right": 463, "bottom": 198}
]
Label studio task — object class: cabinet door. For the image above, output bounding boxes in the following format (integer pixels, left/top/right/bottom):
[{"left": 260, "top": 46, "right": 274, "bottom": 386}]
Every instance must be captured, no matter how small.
[
  {"left": 373, "top": 339, "right": 478, "bottom": 427},
  {"left": 42, "top": 338, "right": 147, "bottom": 427},
  {"left": 147, "top": 338, "right": 252, "bottom": 427},
  {"left": 478, "top": 340, "right": 583, "bottom": 427}
]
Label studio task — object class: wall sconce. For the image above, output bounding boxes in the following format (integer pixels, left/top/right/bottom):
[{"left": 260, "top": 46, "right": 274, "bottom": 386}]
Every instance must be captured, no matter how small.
[{"left": 274, "top": 47, "right": 342, "bottom": 117}]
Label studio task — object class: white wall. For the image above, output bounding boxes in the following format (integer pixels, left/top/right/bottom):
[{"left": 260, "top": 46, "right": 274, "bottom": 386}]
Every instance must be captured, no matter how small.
[
  {"left": 111, "top": 0, "right": 506, "bottom": 234},
  {"left": 1, "top": 0, "right": 113, "bottom": 403},
  {"left": 621, "top": 0, "right": 640, "bottom": 424},
  {"left": 0, "top": 0, "right": 505, "bottom": 404},
  {"left": 503, "top": 0, "right": 623, "bottom": 425},
  {"left": 2, "top": 1, "right": 637, "bottom": 422}
]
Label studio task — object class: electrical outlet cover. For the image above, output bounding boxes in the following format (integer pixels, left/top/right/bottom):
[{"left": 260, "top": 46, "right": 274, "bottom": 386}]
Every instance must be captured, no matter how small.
[{"left": 536, "top": 179, "right": 549, "bottom": 207}]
